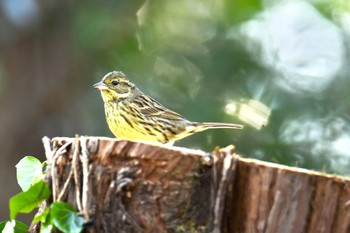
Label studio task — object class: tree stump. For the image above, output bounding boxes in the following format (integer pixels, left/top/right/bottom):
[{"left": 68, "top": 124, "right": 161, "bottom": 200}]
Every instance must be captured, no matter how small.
[{"left": 37, "top": 136, "right": 350, "bottom": 233}]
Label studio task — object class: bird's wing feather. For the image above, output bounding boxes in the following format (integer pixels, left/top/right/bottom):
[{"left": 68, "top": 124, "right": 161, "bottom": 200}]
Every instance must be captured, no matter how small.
[{"left": 133, "top": 95, "right": 185, "bottom": 121}]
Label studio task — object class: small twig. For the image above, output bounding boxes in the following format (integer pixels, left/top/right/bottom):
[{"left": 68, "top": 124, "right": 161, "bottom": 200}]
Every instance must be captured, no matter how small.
[
  {"left": 212, "top": 154, "right": 237, "bottom": 233},
  {"left": 50, "top": 150, "right": 58, "bottom": 202},
  {"left": 55, "top": 140, "right": 72, "bottom": 156},
  {"left": 49, "top": 140, "right": 72, "bottom": 202},
  {"left": 72, "top": 136, "right": 83, "bottom": 212},
  {"left": 42, "top": 137, "right": 52, "bottom": 160},
  {"left": 80, "top": 136, "right": 90, "bottom": 220},
  {"left": 57, "top": 169, "right": 74, "bottom": 202},
  {"left": 210, "top": 150, "right": 219, "bottom": 219},
  {"left": 42, "top": 136, "right": 55, "bottom": 200}
]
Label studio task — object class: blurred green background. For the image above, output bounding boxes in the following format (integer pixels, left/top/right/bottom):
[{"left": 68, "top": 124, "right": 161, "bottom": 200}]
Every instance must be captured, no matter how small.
[{"left": 1, "top": 0, "right": 350, "bottom": 221}]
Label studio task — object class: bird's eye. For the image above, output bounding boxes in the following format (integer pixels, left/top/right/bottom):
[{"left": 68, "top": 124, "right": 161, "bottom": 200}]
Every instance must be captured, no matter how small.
[{"left": 111, "top": 80, "right": 119, "bottom": 86}]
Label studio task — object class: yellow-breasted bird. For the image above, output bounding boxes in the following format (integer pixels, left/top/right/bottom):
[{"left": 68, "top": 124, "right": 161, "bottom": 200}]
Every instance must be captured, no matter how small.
[{"left": 93, "top": 71, "right": 243, "bottom": 145}]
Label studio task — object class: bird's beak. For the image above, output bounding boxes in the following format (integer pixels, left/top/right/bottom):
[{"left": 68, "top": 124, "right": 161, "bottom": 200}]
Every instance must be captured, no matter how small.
[{"left": 93, "top": 81, "right": 108, "bottom": 91}]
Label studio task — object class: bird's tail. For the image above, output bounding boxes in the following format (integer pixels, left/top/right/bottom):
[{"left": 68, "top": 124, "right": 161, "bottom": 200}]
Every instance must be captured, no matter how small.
[{"left": 189, "top": 122, "right": 244, "bottom": 133}]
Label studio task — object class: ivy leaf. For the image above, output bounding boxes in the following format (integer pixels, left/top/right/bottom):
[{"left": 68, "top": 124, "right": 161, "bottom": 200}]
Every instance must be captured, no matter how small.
[
  {"left": 33, "top": 206, "right": 50, "bottom": 223},
  {"left": 16, "top": 156, "right": 44, "bottom": 191},
  {"left": 51, "top": 202, "right": 84, "bottom": 233},
  {"left": 40, "top": 223, "right": 54, "bottom": 233},
  {"left": 35, "top": 208, "right": 54, "bottom": 233},
  {"left": 0, "top": 220, "right": 29, "bottom": 233},
  {"left": 9, "top": 181, "right": 50, "bottom": 219}
]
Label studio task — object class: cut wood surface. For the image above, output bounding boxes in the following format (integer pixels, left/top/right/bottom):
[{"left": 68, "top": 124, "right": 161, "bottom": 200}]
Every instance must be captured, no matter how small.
[{"left": 35, "top": 136, "right": 350, "bottom": 233}]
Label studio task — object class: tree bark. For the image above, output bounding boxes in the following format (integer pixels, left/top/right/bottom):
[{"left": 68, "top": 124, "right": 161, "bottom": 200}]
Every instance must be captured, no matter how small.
[{"left": 35, "top": 136, "right": 350, "bottom": 233}]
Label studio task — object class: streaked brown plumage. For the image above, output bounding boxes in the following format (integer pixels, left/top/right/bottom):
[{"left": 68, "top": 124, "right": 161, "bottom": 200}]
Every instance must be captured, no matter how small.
[{"left": 94, "top": 71, "right": 243, "bottom": 145}]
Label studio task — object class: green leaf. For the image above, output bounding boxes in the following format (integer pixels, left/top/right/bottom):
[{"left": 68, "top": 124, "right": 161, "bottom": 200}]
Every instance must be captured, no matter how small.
[
  {"left": 42, "top": 161, "right": 48, "bottom": 173},
  {"left": 39, "top": 221, "right": 53, "bottom": 233},
  {"left": 0, "top": 221, "right": 9, "bottom": 232},
  {"left": 33, "top": 207, "right": 50, "bottom": 223},
  {"left": 51, "top": 202, "right": 84, "bottom": 233},
  {"left": 36, "top": 209, "right": 53, "bottom": 233},
  {"left": 9, "top": 181, "right": 50, "bottom": 219},
  {"left": 0, "top": 220, "right": 29, "bottom": 233},
  {"left": 16, "top": 156, "right": 44, "bottom": 191},
  {"left": 1, "top": 220, "right": 14, "bottom": 233}
]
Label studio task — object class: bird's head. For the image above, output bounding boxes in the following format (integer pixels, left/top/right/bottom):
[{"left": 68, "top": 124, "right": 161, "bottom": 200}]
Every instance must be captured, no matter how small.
[{"left": 93, "top": 71, "right": 136, "bottom": 103}]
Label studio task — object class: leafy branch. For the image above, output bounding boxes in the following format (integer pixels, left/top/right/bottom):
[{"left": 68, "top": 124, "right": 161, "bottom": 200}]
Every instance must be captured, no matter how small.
[{"left": 0, "top": 156, "right": 84, "bottom": 233}]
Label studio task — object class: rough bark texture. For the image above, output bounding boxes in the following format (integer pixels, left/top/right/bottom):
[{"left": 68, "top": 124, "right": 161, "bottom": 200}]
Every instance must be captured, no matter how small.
[{"left": 35, "top": 136, "right": 350, "bottom": 233}]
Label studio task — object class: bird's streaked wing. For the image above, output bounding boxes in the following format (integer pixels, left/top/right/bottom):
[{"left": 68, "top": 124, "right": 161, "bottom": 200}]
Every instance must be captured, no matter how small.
[{"left": 133, "top": 95, "right": 185, "bottom": 121}]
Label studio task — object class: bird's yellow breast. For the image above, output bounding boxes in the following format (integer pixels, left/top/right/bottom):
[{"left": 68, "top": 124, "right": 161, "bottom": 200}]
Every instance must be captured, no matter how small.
[{"left": 104, "top": 101, "right": 166, "bottom": 143}]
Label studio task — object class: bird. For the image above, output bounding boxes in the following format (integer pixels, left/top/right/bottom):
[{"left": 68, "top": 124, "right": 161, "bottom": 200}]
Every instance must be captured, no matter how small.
[{"left": 93, "top": 71, "right": 243, "bottom": 145}]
